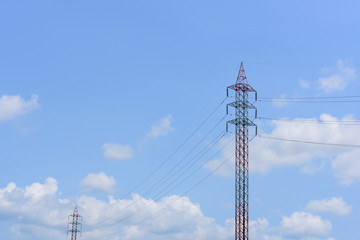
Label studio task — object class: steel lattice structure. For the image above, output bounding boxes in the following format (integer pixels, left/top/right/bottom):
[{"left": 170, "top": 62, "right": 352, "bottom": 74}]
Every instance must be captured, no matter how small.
[
  {"left": 68, "top": 205, "right": 82, "bottom": 240},
  {"left": 227, "top": 62, "right": 257, "bottom": 240}
]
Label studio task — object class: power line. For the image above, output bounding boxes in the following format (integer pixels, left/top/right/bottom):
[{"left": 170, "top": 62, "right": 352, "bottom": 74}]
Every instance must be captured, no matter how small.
[
  {"left": 98, "top": 113, "right": 228, "bottom": 227},
  {"left": 150, "top": 133, "right": 231, "bottom": 201},
  {"left": 90, "top": 97, "right": 228, "bottom": 228},
  {"left": 142, "top": 116, "right": 226, "bottom": 197},
  {"left": 100, "top": 134, "right": 234, "bottom": 230},
  {"left": 145, "top": 130, "right": 226, "bottom": 198},
  {"left": 243, "top": 61, "right": 328, "bottom": 67},
  {"left": 257, "top": 95, "right": 360, "bottom": 103},
  {"left": 258, "top": 99, "right": 360, "bottom": 103},
  {"left": 257, "top": 117, "right": 360, "bottom": 125},
  {"left": 243, "top": 61, "right": 360, "bottom": 67},
  {"left": 259, "top": 95, "right": 360, "bottom": 100},
  {"left": 135, "top": 152, "right": 235, "bottom": 226},
  {"left": 119, "top": 96, "right": 228, "bottom": 200},
  {"left": 258, "top": 135, "right": 360, "bottom": 148}
]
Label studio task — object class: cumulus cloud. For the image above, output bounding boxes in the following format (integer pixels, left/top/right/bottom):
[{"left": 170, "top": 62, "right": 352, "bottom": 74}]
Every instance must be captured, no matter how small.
[
  {"left": 102, "top": 143, "right": 134, "bottom": 160},
  {"left": 331, "top": 149, "right": 360, "bottom": 185},
  {"left": 147, "top": 115, "right": 174, "bottom": 139},
  {"left": 0, "top": 94, "right": 39, "bottom": 122},
  {"left": 79, "top": 194, "right": 232, "bottom": 240},
  {"left": 306, "top": 197, "right": 352, "bottom": 215},
  {"left": 0, "top": 178, "right": 336, "bottom": 240},
  {"left": 280, "top": 212, "right": 332, "bottom": 238},
  {"left": 204, "top": 114, "right": 360, "bottom": 184},
  {"left": 0, "top": 178, "right": 234, "bottom": 240},
  {"left": 24, "top": 177, "right": 58, "bottom": 203},
  {"left": 0, "top": 178, "right": 69, "bottom": 232},
  {"left": 79, "top": 172, "right": 116, "bottom": 195},
  {"left": 250, "top": 114, "right": 350, "bottom": 174},
  {"left": 10, "top": 224, "right": 66, "bottom": 240},
  {"left": 250, "top": 212, "right": 333, "bottom": 240},
  {"left": 247, "top": 213, "right": 333, "bottom": 240},
  {"left": 318, "top": 60, "right": 357, "bottom": 92},
  {"left": 249, "top": 218, "right": 274, "bottom": 240}
]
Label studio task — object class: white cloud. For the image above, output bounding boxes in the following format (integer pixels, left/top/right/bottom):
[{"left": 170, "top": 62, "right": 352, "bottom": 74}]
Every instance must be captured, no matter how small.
[
  {"left": 250, "top": 213, "right": 333, "bottom": 240},
  {"left": 0, "top": 178, "right": 337, "bottom": 240},
  {"left": 252, "top": 114, "right": 360, "bottom": 180},
  {"left": 10, "top": 224, "right": 66, "bottom": 240},
  {"left": 306, "top": 197, "right": 352, "bottom": 215},
  {"left": 0, "top": 178, "right": 69, "bottom": 233},
  {"left": 147, "top": 115, "right": 174, "bottom": 139},
  {"left": 24, "top": 177, "right": 58, "bottom": 203},
  {"left": 79, "top": 172, "right": 116, "bottom": 195},
  {"left": 102, "top": 143, "right": 134, "bottom": 160},
  {"left": 80, "top": 193, "right": 237, "bottom": 240},
  {"left": 280, "top": 212, "right": 332, "bottom": 237},
  {"left": 331, "top": 149, "right": 360, "bottom": 185},
  {"left": 318, "top": 60, "right": 357, "bottom": 92},
  {"left": 78, "top": 193, "right": 234, "bottom": 240},
  {"left": 0, "top": 94, "right": 39, "bottom": 122},
  {"left": 249, "top": 218, "right": 274, "bottom": 240},
  {"left": 204, "top": 114, "right": 360, "bottom": 184},
  {"left": 0, "top": 178, "right": 234, "bottom": 240}
]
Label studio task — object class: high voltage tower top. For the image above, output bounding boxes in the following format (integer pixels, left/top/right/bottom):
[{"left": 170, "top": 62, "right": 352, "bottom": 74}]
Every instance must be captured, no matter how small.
[
  {"left": 226, "top": 62, "right": 257, "bottom": 240},
  {"left": 67, "top": 205, "right": 82, "bottom": 240}
]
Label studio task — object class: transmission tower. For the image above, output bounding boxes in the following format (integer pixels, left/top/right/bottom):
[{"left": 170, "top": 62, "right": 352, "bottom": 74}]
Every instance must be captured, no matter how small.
[
  {"left": 67, "top": 205, "right": 82, "bottom": 240},
  {"left": 226, "top": 62, "right": 257, "bottom": 240}
]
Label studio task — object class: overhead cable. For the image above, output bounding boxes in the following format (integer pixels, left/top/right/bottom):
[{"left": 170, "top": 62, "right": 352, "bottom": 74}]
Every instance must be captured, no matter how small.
[
  {"left": 258, "top": 135, "right": 360, "bottom": 148},
  {"left": 119, "top": 96, "right": 228, "bottom": 199},
  {"left": 98, "top": 98, "right": 228, "bottom": 227},
  {"left": 143, "top": 116, "right": 226, "bottom": 196},
  {"left": 135, "top": 152, "right": 235, "bottom": 226},
  {"left": 100, "top": 134, "right": 234, "bottom": 230},
  {"left": 259, "top": 95, "right": 360, "bottom": 100},
  {"left": 258, "top": 99, "right": 360, "bottom": 103},
  {"left": 257, "top": 117, "right": 360, "bottom": 125}
]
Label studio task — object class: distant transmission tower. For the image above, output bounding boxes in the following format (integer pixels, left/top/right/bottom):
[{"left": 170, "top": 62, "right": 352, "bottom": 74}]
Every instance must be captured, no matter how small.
[
  {"left": 68, "top": 205, "right": 82, "bottom": 240},
  {"left": 226, "top": 62, "right": 257, "bottom": 240}
]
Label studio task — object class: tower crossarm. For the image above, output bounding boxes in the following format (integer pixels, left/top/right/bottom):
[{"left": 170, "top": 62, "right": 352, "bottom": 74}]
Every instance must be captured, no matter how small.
[
  {"left": 227, "top": 100, "right": 256, "bottom": 111},
  {"left": 227, "top": 118, "right": 256, "bottom": 128},
  {"left": 227, "top": 83, "right": 256, "bottom": 93}
]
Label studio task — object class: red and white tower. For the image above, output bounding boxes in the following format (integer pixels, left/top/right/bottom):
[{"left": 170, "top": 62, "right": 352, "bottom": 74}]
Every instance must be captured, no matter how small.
[
  {"left": 227, "top": 62, "right": 257, "bottom": 240},
  {"left": 68, "top": 205, "right": 82, "bottom": 240}
]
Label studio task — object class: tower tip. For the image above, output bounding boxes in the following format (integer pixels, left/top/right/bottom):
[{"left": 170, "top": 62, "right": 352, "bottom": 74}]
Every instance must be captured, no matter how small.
[{"left": 236, "top": 62, "right": 248, "bottom": 84}]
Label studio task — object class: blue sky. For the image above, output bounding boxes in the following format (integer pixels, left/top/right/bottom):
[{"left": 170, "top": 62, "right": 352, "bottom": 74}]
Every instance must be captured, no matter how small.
[{"left": 1, "top": 1, "right": 360, "bottom": 239}]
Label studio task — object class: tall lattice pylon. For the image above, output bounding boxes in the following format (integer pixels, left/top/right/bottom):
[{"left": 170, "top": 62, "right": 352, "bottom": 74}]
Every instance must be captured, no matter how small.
[
  {"left": 226, "top": 62, "right": 257, "bottom": 240},
  {"left": 68, "top": 205, "right": 82, "bottom": 240}
]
